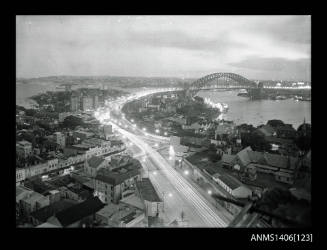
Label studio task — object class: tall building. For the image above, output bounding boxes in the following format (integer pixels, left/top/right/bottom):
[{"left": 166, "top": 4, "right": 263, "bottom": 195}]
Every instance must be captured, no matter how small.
[
  {"left": 70, "top": 94, "right": 80, "bottom": 112},
  {"left": 103, "top": 125, "right": 113, "bottom": 140},
  {"left": 82, "top": 96, "right": 93, "bottom": 111},
  {"left": 93, "top": 95, "right": 99, "bottom": 109}
]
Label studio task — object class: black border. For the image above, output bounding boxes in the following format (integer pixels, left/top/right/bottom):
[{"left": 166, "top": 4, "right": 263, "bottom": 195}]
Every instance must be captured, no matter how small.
[{"left": 8, "top": 10, "right": 320, "bottom": 249}]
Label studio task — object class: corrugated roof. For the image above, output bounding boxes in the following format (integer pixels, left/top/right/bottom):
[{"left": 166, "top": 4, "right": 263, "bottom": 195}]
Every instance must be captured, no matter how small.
[
  {"left": 236, "top": 146, "right": 252, "bottom": 166},
  {"left": 218, "top": 175, "right": 242, "bottom": 190},
  {"left": 222, "top": 154, "right": 236, "bottom": 164},
  {"left": 248, "top": 151, "right": 266, "bottom": 164},
  {"left": 136, "top": 178, "right": 161, "bottom": 202}
]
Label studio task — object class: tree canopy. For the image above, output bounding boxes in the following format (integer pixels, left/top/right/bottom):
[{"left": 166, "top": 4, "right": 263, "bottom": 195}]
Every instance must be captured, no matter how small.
[
  {"left": 62, "top": 115, "right": 84, "bottom": 129},
  {"left": 267, "top": 119, "right": 284, "bottom": 128}
]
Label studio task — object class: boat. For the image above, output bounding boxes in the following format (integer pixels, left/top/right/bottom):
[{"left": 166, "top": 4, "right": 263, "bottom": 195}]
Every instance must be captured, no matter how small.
[
  {"left": 299, "top": 97, "right": 311, "bottom": 101},
  {"left": 221, "top": 103, "right": 229, "bottom": 113},
  {"left": 275, "top": 95, "right": 287, "bottom": 100},
  {"left": 237, "top": 89, "right": 249, "bottom": 97}
]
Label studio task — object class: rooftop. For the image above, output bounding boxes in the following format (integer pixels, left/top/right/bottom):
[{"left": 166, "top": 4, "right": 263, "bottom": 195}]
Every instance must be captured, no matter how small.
[
  {"left": 95, "top": 161, "right": 141, "bottom": 186},
  {"left": 218, "top": 175, "right": 242, "bottom": 190},
  {"left": 120, "top": 194, "right": 145, "bottom": 210},
  {"left": 236, "top": 146, "right": 253, "bottom": 166},
  {"left": 222, "top": 154, "right": 236, "bottom": 164},
  {"left": 30, "top": 199, "right": 78, "bottom": 223},
  {"left": 87, "top": 155, "right": 105, "bottom": 169},
  {"left": 36, "top": 222, "right": 60, "bottom": 228},
  {"left": 136, "top": 178, "right": 162, "bottom": 202},
  {"left": 17, "top": 140, "right": 32, "bottom": 147},
  {"left": 53, "top": 196, "right": 105, "bottom": 227},
  {"left": 96, "top": 203, "right": 119, "bottom": 218},
  {"left": 22, "top": 191, "right": 48, "bottom": 205}
]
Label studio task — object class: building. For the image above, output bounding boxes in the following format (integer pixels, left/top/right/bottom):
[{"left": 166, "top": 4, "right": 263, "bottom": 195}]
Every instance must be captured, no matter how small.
[
  {"left": 58, "top": 184, "right": 92, "bottom": 202},
  {"left": 94, "top": 160, "right": 142, "bottom": 204},
  {"left": 213, "top": 174, "right": 252, "bottom": 199},
  {"left": 54, "top": 132, "right": 66, "bottom": 148},
  {"left": 84, "top": 155, "right": 108, "bottom": 178},
  {"left": 95, "top": 203, "right": 145, "bottom": 227},
  {"left": 20, "top": 191, "right": 50, "bottom": 218},
  {"left": 30, "top": 199, "right": 78, "bottom": 226},
  {"left": 233, "top": 146, "right": 299, "bottom": 184},
  {"left": 58, "top": 112, "right": 73, "bottom": 123},
  {"left": 221, "top": 154, "right": 237, "bottom": 169},
  {"left": 168, "top": 115, "right": 187, "bottom": 125},
  {"left": 135, "top": 178, "right": 163, "bottom": 217},
  {"left": 16, "top": 140, "right": 33, "bottom": 158},
  {"left": 170, "top": 136, "right": 181, "bottom": 146},
  {"left": 103, "top": 124, "right": 113, "bottom": 140},
  {"left": 70, "top": 94, "right": 80, "bottom": 112},
  {"left": 182, "top": 122, "right": 202, "bottom": 131},
  {"left": 16, "top": 186, "right": 34, "bottom": 217},
  {"left": 82, "top": 96, "right": 93, "bottom": 111},
  {"left": 16, "top": 168, "right": 26, "bottom": 185},
  {"left": 46, "top": 196, "right": 105, "bottom": 227},
  {"left": 93, "top": 95, "right": 99, "bottom": 109},
  {"left": 215, "top": 122, "right": 236, "bottom": 139},
  {"left": 73, "top": 130, "right": 95, "bottom": 141}
]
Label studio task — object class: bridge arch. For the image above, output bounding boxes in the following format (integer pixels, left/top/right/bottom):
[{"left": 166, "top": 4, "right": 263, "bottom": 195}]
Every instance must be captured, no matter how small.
[{"left": 186, "top": 72, "right": 257, "bottom": 94}]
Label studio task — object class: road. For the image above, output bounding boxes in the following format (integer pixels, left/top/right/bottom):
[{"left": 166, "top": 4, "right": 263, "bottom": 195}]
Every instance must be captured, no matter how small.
[{"left": 95, "top": 89, "right": 230, "bottom": 227}]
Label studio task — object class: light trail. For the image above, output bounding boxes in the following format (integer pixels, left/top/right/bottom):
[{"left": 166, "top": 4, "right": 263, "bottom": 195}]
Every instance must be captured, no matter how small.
[
  {"left": 113, "top": 124, "right": 227, "bottom": 227},
  {"left": 95, "top": 88, "right": 229, "bottom": 227}
]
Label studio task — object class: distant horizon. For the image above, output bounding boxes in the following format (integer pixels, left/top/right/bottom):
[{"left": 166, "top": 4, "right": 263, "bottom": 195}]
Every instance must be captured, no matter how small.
[{"left": 16, "top": 74, "right": 311, "bottom": 83}]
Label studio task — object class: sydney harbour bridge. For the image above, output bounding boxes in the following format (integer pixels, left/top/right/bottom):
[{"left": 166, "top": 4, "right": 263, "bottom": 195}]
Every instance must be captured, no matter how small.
[{"left": 184, "top": 72, "right": 310, "bottom": 100}]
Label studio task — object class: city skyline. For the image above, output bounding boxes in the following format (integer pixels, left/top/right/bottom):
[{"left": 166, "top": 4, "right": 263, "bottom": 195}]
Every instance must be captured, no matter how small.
[{"left": 16, "top": 15, "right": 310, "bottom": 81}]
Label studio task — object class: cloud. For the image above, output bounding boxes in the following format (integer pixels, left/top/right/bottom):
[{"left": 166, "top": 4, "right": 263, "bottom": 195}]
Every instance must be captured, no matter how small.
[
  {"left": 16, "top": 15, "right": 311, "bottom": 80},
  {"left": 229, "top": 56, "right": 311, "bottom": 81}
]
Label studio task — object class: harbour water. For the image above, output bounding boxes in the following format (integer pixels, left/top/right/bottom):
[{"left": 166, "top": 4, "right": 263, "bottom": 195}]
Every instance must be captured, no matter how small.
[
  {"left": 197, "top": 90, "right": 311, "bottom": 129},
  {"left": 16, "top": 83, "right": 311, "bottom": 129},
  {"left": 16, "top": 82, "right": 60, "bottom": 108}
]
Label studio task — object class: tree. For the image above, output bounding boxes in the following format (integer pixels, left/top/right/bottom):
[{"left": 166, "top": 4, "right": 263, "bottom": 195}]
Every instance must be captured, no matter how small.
[
  {"left": 193, "top": 96, "right": 204, "bottom": 103},
  {"left": 25, "top": 109, "right": 37, "bottom": 117},
  {"left": 267, "top": 119, "right": 284, "bottom": 128},
  {"left": 241, "top": 132, "right": 271, "bottom": 151},
  {"left": 62, "top": 115, "right": 84, "bottom": 129},
  {"left": 208, "top": 143, "right": 216, "bottom": 151},
  {"left": 295, "top": 123, "right": 311, "bottom": 152}
]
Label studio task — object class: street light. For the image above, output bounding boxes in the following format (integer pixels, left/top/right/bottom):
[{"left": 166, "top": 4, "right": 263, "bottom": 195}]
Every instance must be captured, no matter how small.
[
  {"left": 155, "top": 129, "right": 160, "bottom": 134},
  {"left": 164, "top": 132, "right": 168, "bottom": 136},
  {"left": 142, "top": 127, "right": 147, "bottom": 131},
  {"left": 168, "top": 192, "right": 173, "bottom": 197},
  {"left": 184, "top": 170, "right": 189, "bottom": 175},
  {"left": 207, "top": 190, "right": 212, "bottom": 195}
]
